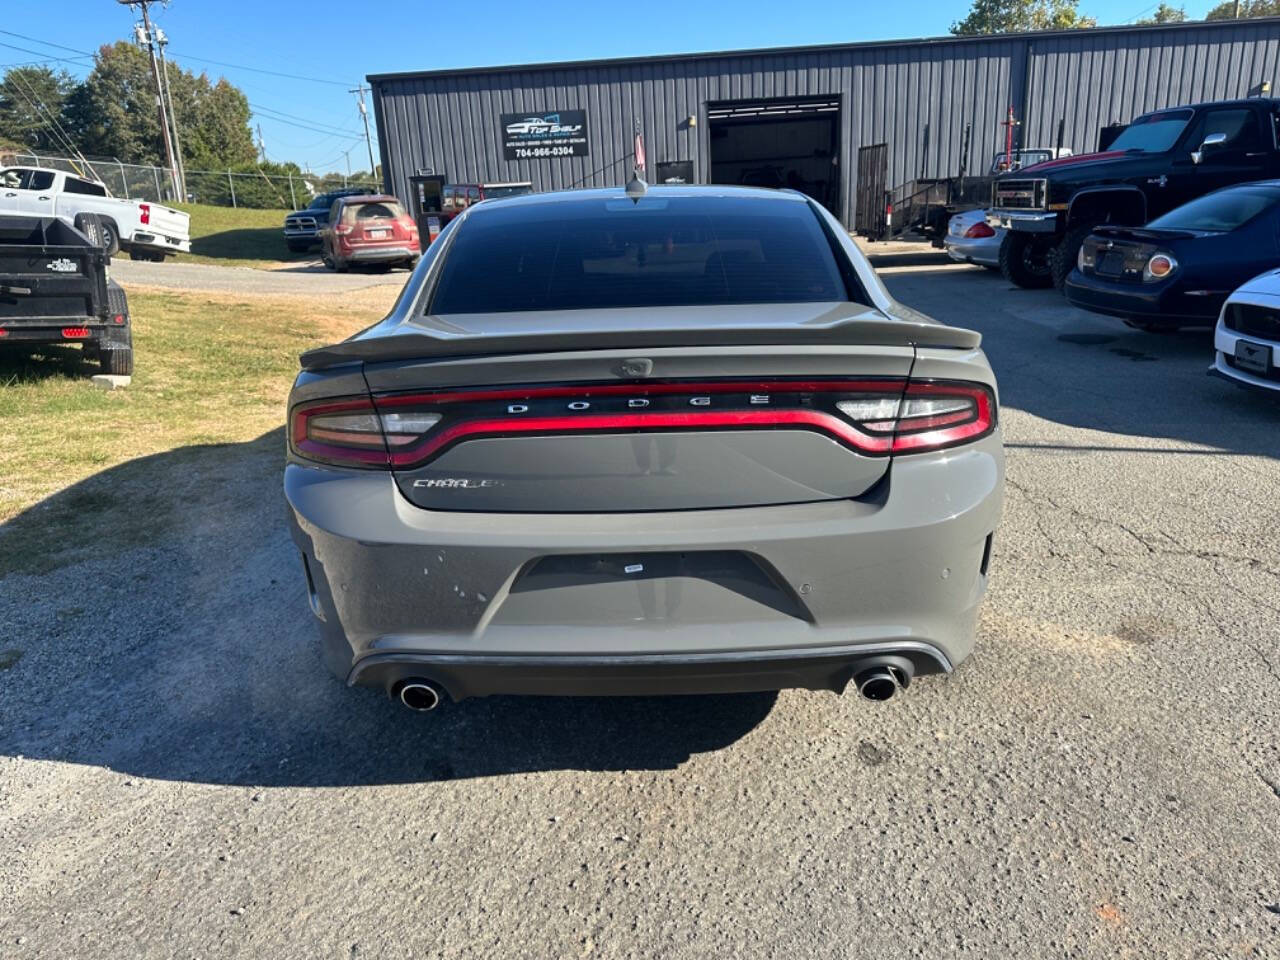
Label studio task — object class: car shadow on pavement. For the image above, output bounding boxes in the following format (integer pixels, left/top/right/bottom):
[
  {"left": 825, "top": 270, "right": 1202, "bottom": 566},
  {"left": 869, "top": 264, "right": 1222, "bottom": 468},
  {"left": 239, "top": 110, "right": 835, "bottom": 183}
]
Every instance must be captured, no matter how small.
[{"left": 0, "top": 429, "right": 777, "bottom": 787}]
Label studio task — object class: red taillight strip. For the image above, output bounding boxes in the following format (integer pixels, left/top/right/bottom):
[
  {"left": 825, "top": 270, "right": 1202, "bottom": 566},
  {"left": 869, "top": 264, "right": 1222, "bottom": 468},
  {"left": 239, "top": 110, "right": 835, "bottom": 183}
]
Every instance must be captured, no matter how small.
[
  {"left": 374, "top": 379, "right": 907, "bottom": 408},
  {"left": 387, "top": 408, "right": 894, "bottom": 465},
  {"left": 892, "top": 384, "right": 994, "bottom": 452}
]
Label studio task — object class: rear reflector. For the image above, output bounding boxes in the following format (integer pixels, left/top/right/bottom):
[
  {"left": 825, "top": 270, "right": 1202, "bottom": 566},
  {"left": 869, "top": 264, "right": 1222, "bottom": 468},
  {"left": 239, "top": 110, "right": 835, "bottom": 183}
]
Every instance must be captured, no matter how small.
[
  {"left": 61, "top": 327, "right": 91, "bottom": 338},
  {"left": 0, "top": 329, "right": 7, "bottom": 337},
  {"left": 290, "top": 379, "right": 996, "bottom": 470},
  {"left": 113, "top": 314, "right": 126, "bottom": 325}
]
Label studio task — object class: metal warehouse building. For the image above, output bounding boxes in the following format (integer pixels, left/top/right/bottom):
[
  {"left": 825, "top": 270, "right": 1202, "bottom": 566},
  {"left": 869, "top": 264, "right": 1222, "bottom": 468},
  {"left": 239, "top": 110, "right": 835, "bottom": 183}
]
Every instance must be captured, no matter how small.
[{"left": 369, "top": 18, "right": 1280, "bottom": 229}]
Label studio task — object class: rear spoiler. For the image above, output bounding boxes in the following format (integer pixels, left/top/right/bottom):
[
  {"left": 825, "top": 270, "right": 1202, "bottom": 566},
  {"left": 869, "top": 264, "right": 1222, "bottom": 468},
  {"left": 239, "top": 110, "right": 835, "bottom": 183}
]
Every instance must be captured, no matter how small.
[
  {"left": 1093, "top": 224, "right": 1197, "bottom": 242},
  {"left": 300, "top": 315, "right": 982, "bottom": 371}
]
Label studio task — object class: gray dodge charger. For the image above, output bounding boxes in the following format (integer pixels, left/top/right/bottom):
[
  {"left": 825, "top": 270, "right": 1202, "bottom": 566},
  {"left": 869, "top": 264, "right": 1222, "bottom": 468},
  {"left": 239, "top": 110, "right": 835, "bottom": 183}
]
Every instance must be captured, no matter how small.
[{"left": 285, "top": 185, "right": 1004, "bottom": 711}]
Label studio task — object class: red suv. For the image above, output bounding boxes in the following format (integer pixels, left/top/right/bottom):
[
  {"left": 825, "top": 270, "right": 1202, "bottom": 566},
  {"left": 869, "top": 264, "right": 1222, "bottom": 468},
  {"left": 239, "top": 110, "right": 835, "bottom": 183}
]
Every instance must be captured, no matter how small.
[{"left": 320, "top": 194, "right": 420, "bottom": 271}]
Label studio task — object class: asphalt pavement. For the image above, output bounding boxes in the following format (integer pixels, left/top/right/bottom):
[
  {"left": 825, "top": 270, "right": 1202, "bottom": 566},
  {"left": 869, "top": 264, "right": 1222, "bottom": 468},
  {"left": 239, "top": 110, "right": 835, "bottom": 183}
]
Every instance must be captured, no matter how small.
[{"left": 2, "top": 250, "right": 1278, "bottom": 958}]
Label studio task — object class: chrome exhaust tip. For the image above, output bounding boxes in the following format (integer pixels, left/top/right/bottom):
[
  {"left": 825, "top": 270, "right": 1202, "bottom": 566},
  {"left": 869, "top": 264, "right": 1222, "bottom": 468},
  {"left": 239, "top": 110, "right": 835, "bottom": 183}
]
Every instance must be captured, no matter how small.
[
  {"left": 855, "top": 668, "right": 900, "bottom": 702},
  {"left": 397, "top": 680, "right": 442, "bottom": 712}
]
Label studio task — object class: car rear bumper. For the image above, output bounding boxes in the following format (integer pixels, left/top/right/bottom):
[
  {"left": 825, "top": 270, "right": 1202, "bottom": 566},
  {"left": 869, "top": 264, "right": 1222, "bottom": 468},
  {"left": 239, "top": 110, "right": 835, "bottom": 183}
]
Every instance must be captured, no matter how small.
[
  {"left": 944, "top": 236, "right": 1000, "bottom": 266},
  {"left": 284, "top": 433, "right": 1004, "bottom": 699},
  {"left": 343, "top": 245, "right": 419, "bottom": 261},
  {"left": 129, "top": 232, "right": 190, "bottom": 253}
]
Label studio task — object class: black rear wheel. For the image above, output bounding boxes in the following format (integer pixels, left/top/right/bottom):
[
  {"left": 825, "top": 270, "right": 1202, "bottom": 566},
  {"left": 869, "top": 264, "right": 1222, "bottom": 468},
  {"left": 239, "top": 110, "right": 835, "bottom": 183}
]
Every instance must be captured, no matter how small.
[{"left": 999, "top": 232, "right": 1054, "bottom": 289}]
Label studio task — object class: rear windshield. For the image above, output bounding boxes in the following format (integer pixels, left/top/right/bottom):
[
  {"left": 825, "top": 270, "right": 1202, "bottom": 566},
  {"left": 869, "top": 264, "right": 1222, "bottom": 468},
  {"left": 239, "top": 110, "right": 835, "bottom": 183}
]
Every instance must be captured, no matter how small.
[
  {"left": 346, "top": 201, "right": 403, "bottom": 222},
  {"left": 1109, "top": 109, "right": 1193, "bottom": 153},
  {"left": 429, "top": 194, "right": 849, "bottom": 314},
  {"left": 1146, "top": 187, "right": 1280, "bottom": 232}
]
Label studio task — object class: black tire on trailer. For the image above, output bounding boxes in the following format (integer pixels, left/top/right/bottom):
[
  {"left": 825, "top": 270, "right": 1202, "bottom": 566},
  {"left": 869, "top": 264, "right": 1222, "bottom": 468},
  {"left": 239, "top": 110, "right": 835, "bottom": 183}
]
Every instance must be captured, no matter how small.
[
  {"left": 129, "top": 249, "right": 149, "bottom": 261},
  {"left": 998, "top": 232, "right": 1054, "bottom": 289},
  {"left": 99, "top": 345, "right": 133, "bottom": 375},
  {"left": 72, "top": 212, "right": 105, "bottom": 250},
  {"left": 100, "top": 283, "right": 133, "bottom": 375},
  {"left": 1049, "top": 224, "right": 1097, "bottom": 291}
]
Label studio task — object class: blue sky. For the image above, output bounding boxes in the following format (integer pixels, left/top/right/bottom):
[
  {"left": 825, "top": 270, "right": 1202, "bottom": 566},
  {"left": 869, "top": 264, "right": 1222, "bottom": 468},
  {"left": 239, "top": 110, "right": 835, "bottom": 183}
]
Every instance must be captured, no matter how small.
[{"left": 3, "top": 0, "right": 1221, "bottom": 175}]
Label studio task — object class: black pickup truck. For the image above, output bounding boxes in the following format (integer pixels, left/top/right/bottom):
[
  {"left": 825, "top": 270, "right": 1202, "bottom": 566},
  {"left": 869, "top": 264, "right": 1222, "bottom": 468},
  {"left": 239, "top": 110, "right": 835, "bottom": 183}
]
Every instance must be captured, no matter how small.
[
  {"left": 988, "top": 97, "right": 1280, "bottom": 289},
  {"left": 0, "top": 213, "right": 132, "bottom": 375}
]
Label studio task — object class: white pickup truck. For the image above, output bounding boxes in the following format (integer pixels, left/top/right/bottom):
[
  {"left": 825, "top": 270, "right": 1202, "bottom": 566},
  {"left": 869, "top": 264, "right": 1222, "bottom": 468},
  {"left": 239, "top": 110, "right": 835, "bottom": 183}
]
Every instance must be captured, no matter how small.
[{"left": 0, "top": 165, "right": 191, "bottom": 260}]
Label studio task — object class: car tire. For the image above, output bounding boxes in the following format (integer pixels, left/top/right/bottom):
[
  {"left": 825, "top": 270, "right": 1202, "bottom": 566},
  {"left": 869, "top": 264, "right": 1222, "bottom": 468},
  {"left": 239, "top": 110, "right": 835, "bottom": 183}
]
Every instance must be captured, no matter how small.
[
  {"left": 73, "top": 212, "right": 105, "bottom": 250},
  {"left": 100, "top": 220, "right": 121, "bottom": 258},
  {"left": 1049, "top": 224, "right": 1096, "bottom": 291},
  {"left": 999, "top": 232, "right": 1054, "bottom": 289}
]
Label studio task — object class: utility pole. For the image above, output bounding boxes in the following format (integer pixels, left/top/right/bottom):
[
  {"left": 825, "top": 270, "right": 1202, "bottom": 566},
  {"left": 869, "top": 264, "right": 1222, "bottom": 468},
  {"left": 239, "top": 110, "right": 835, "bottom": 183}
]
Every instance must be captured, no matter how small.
[
  {"left": 153, "top": 25, "right": 185, "bottom": 199},
  {"left": 343, "top": 148, "right": 351, "bottom": 187},
  {"left": 256, "top": 123, "right": 267, "bottom": 163},
  {"left": 122, "top": 0, "right": 180, "bottom": 200},
  {"left": 349, "top": 84, "right": 377, "bottom": 177}
]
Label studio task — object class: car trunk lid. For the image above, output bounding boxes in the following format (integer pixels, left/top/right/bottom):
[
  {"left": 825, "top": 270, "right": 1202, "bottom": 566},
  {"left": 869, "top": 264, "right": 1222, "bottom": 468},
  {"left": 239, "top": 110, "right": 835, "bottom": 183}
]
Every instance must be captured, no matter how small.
[{"left": 348, "top": 303, "right": 978, "bottom": 513}]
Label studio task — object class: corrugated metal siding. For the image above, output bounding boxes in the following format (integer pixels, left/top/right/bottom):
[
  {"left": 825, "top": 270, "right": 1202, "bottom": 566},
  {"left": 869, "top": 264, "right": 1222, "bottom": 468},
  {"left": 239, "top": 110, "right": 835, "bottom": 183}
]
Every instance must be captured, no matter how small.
[
  {"left": 372, "top": 21, "right": 1280, "bottom": 227},
  {"left": 1024, "top": 22, "right": 1280, "bottom": 153}
]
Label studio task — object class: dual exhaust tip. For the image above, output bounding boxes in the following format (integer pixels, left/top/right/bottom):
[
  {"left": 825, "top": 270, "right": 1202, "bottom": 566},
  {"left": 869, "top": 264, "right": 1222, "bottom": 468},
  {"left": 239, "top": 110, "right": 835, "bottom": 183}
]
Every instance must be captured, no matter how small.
[{"left": 394, "top": 659, "right": 913, "bottom": 711}]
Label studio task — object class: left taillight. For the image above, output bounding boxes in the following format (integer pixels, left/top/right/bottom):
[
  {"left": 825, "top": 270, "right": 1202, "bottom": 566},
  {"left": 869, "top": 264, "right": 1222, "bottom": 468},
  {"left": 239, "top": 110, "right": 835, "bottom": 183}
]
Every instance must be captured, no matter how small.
[
  {"left": 289, "top": 397, "right": 443, "bottom": 468},
  {"left": 962, "top": 221, "right": 996, "bottom": 239},
  {"left": 139, "top": 203, "right": 150, "bottom": 225}
]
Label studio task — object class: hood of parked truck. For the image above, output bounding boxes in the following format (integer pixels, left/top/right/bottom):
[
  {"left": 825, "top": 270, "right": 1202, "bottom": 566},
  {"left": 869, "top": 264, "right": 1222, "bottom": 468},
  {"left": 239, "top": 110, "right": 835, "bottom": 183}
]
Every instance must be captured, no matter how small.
[
  {"left": 299, "top": 302, "right": 981, "bottom": 370},
  {"left": 1017, "top": 150, "right": 1126, "bottom": 173}
]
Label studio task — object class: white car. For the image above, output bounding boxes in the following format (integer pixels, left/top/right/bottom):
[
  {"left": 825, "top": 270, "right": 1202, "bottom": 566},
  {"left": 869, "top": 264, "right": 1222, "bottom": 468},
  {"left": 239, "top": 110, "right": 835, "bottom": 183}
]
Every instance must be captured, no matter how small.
[
  {"left": 0, "top": 166, "right": 190, "bottom": 260},
  {"left": 1211, "top": 268, "right": 1280, "bottom": 396}
]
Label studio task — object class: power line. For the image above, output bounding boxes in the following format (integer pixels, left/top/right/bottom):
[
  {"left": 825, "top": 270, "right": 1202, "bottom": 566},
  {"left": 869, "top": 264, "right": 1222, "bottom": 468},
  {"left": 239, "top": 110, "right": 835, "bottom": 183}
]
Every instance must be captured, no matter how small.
[
  {"left": 0, "top": 40, "right": 94, "bottom": 67},
  {"left": 0, "top": 29, "right": 93, "bottom": 57},
  {"left": 248, "top": 102, "right": 362, "bottom": 138},
  {"left": 169, "top": 51, "right": 356, "bottom": 87}
]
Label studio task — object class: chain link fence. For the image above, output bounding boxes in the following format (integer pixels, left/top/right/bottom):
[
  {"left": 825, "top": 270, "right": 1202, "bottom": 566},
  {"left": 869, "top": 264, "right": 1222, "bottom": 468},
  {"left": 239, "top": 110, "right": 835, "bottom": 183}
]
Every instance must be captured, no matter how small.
[{"left": 1, "top": 150, "right": 381, "bottom": 210}]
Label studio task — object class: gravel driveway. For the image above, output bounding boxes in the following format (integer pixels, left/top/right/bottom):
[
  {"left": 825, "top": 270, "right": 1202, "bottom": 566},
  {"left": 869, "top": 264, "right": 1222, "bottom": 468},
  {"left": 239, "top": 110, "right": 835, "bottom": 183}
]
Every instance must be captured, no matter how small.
[
  {"left": 109, "top": 256, "right": 411, "bottom": 295},
  {"left": 2, "top": 254, "right": 1278, "bottom": 957}
]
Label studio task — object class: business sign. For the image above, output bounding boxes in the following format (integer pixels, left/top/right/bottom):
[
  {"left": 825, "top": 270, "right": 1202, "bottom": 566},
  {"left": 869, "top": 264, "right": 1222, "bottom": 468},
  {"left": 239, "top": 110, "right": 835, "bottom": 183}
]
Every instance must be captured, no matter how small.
[{"left": 501, "top": 110, "right": 589, "bottom": 160}]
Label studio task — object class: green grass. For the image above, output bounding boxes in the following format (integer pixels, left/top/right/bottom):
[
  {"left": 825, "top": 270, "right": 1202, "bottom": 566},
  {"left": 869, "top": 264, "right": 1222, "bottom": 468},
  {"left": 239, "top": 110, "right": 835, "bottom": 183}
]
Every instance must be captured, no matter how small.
[
  {"left": 0, "top": 289, "right": 386, "bottom": 576},
  {"left": 172, "top": 202, "right": 317, "bottom": 268}
]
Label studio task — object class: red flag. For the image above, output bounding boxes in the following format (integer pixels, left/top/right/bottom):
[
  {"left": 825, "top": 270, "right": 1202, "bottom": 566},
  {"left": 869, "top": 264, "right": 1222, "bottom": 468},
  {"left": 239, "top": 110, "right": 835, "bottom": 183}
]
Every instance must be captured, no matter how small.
[{"left": 634, "top": 129, "right": 646, "bottom": 171}]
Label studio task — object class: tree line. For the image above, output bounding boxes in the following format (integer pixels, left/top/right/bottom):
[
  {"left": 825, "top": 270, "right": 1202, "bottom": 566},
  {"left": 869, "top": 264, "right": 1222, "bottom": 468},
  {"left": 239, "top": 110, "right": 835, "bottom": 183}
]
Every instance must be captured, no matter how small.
[
  {"left": 0, "top": 41, "right": 374, "bottom": 209},
  {"left": 951, "top": 0, "right": 1280, "bottom": 34}
]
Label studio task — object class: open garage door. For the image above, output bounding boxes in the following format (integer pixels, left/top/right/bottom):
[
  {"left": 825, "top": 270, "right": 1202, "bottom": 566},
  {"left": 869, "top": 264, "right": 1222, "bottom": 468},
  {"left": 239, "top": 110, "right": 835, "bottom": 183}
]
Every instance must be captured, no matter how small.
[{"left": 707, "top": 97, "right": 841, "bottom": 216}]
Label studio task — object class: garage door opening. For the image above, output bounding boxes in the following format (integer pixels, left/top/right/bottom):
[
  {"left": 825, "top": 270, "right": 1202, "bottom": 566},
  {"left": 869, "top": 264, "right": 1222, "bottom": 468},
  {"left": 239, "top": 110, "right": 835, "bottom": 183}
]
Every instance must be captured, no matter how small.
[{"left": 707, "top": 97, "right": 840, "bottom": 215}]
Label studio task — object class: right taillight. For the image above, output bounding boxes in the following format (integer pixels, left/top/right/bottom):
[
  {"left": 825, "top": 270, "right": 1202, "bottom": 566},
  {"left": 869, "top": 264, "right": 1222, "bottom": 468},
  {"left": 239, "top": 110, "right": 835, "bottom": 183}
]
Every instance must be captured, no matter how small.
[
  {"left": 839, "top": 381, "right": 995, "bottom": 454},
  {"left": 962, "top": 221, "right": 996, "bottom": 239}
]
